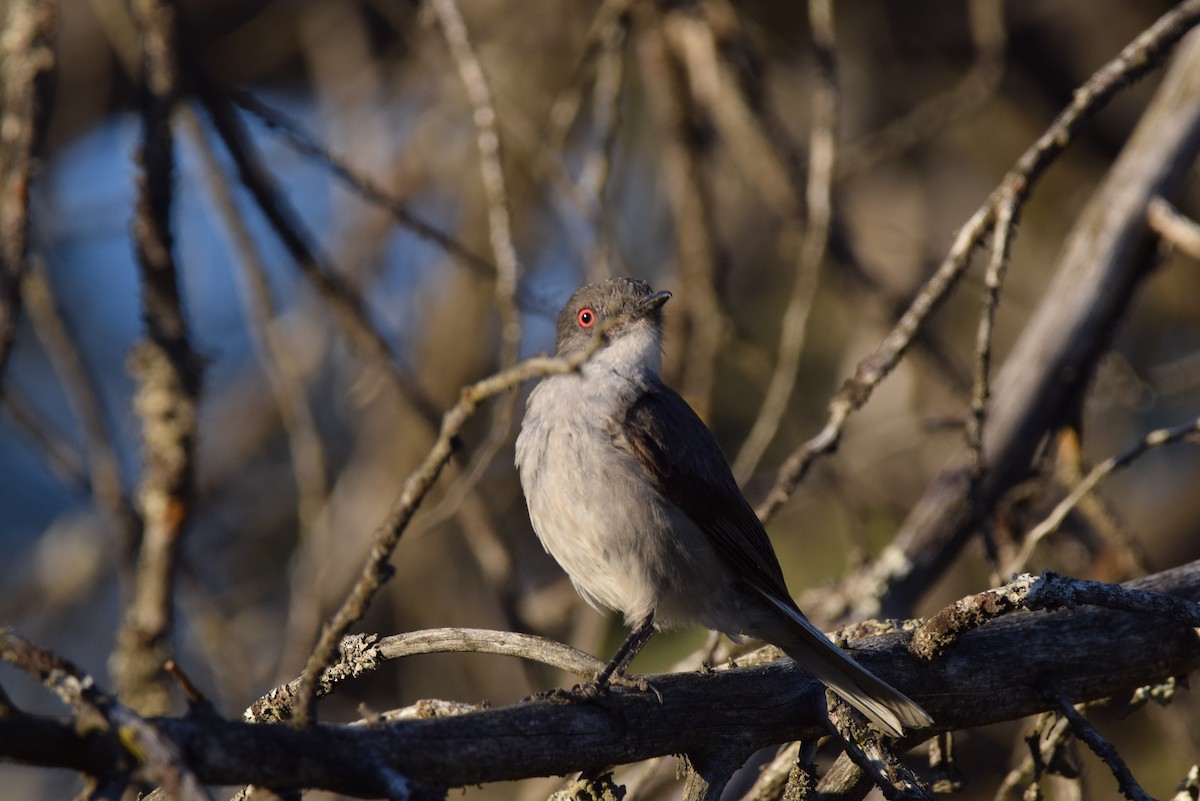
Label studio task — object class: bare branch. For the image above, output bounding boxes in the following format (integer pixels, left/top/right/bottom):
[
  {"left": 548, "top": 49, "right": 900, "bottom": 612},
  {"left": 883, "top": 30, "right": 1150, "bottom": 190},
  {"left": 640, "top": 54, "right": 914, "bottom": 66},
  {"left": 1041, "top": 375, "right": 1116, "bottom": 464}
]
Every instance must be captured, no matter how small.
[
  {"left": 1, "top": 629, "right": 209, "bottom": 801},
  {"left": 1149, "top": 196, "right": 1200, "bottom": 260},
  {"left": 21, "top": 260, "right": 131, "bottom": 524},
  {"left": 247, "top": 629, "right": 602, "bottom": 723},
  {"left": 230, "top": 90, "right": 495, "bottom": 275},
  {"left": 0, "top": 0, "right": 56, "bottom": 381},
  {"left": 1010, "top": 414, "right": 1200, "bottom": 573},
  {"left": 1049, "top": 691, "right": 1154, "bottom": 801},
  {"left": 115, "top": 0, "right": 202, "bottom": 716},
  {"left": 4, "top": 559, "right": 1200, "bottom": 795},
  {"left": 911, "top": 569, "right": 1200, "bottom": 661}
]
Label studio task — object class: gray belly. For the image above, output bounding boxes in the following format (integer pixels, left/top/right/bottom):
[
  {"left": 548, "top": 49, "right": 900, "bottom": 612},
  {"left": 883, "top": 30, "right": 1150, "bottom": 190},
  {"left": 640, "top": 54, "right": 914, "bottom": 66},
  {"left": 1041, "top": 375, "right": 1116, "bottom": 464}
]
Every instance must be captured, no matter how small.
[{"left": 518, "top": 415, "right": 737, "bottom": 629}]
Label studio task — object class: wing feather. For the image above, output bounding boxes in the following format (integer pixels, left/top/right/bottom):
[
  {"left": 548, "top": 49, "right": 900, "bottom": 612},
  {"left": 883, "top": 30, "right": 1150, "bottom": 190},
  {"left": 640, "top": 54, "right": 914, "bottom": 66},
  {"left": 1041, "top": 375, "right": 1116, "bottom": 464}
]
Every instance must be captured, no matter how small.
[{"left": 615, "top": 383, "right": 794, "bottom": 603}]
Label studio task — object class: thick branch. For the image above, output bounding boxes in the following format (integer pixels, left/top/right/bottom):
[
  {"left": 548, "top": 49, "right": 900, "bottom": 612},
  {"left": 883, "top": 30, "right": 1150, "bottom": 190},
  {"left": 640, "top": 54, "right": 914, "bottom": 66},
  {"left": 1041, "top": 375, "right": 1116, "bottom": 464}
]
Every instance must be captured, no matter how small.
[{"left": 4, "top": 561, "right": 1199, "bottom": 797}]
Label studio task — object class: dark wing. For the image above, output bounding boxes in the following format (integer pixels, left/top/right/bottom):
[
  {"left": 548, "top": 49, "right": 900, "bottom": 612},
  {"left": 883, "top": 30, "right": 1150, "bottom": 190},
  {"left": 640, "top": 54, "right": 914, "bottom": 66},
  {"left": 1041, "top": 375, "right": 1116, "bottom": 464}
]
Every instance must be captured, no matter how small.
[{"left": 616, "top": 382, "right": 793, "bottom": 602}]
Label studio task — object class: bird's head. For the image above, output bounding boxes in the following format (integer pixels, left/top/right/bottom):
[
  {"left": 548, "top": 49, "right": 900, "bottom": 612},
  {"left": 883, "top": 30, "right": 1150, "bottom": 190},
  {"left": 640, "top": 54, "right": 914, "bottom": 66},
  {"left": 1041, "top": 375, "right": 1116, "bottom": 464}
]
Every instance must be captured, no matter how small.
[{"left": 554, "top": 278, "right": 672, "bottom": 376}]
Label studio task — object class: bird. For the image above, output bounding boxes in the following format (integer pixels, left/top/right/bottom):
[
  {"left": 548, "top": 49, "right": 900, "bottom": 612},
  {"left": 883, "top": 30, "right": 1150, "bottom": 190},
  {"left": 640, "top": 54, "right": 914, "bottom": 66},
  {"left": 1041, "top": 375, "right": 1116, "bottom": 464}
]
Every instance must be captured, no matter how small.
[{"left": 515, "top": 276, "right": 931, "bottom": 737}]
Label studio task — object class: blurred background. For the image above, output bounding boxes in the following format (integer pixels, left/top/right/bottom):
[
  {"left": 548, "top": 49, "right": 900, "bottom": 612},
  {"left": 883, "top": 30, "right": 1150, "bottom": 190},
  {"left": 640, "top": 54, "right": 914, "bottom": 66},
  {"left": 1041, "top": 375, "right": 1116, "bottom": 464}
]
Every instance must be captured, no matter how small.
[{"left": 2, "top": 0, "right": 1199, "bottom": 798}]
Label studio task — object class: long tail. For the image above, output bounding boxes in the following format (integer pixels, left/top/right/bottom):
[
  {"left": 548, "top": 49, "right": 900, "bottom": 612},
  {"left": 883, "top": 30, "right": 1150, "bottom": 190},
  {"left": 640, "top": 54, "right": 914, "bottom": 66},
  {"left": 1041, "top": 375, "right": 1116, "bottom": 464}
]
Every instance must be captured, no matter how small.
[{"left": 755, "top": 590, "right": 932, "bottom": 738}]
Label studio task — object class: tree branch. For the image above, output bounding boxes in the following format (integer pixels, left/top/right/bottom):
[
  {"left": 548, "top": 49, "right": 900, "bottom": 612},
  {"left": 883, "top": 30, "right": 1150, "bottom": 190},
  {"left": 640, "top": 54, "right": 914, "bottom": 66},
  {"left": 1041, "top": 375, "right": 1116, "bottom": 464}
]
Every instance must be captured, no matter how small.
[
  {"left": 4, "top": 561, "right": 1199, "bottom": 797},
  {"left": 0, "top": 0, "right": 56, "bottom": 381}
]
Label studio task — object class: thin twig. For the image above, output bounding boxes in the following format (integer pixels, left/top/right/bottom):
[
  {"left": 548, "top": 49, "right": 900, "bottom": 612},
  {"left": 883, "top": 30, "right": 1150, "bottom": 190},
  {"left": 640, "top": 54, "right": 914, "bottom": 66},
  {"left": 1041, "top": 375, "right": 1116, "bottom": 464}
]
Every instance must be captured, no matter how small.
[
  {"left": 1148, "top": 195, "right": 1200, "bottom": 261},
  {"left": 0, "top": 384, "right": 89, "bottom": 490},
  {"left": 21, "top": 260, "right": 131, "bottom": 525},
  {"left": 417, "top": 0, "right": 527, "bottom": 578},
  {"left": 246, "top": 628, "right": 603, "bottom": 723},
  {"left": 430, "top": 0, "right": 522, "bottom": 369},
  {"left": 994, "top": 712, "right": 1075, "bottom": 801},
  {"left": 964, "top": 195, "right": 1019, "bottom": 580},
  {"left": 230, "top": 89, "right": 495, "bottom": 275},
  {"left": 1010, "top": 414, "right": 1200, "bottom": 573},
  {"left": 732, "top": 0, "right": 837, "bottom": 482},
  {"left": 755, "top": 201, "right": 992, "bottom": 522},
  {"left": 541, "top": 0, "right": 633, "bottom": 281},
  {"left": 1049, "top": 690, "right": 1154, "bottom": 801}
]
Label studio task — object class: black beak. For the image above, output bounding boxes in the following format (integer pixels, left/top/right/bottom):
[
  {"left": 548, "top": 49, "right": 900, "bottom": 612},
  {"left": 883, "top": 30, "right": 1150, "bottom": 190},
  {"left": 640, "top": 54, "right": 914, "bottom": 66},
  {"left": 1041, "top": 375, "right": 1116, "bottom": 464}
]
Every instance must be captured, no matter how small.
[{"left": 636, "top": 290, "right": 672, "bottom": 316}]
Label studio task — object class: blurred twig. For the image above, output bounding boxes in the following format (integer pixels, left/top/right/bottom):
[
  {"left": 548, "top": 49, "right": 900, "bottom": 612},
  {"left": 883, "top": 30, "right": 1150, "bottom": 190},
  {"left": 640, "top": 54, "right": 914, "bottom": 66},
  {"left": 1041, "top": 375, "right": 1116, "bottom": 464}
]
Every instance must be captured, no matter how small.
[
  {"left": 542, "top": 0, "right": 633, "bottom": 281},
  {"left": 231, "top": 89, "right": 495, "bottom": 275},
  {"left": 964, "top": 196, "right": 1018, "bottom": 580},
  {"left": 732, "top": 0, "right": 837, "bottom": 483},
  {"left": 0, "top": 0, "right": 56, "bottom": 381},
  {"left": 0, "top": 383, "right": 89, "bottom": 490},
  {"left": 1149, "top": 195, "right": 1200, "bottom": 260},
  {"left": 1009, "top": 414, "right": 1200, "bottom": 574},
  {"left": 840, "top": 0, "right": 1007, "bottom": 175},
  {"left": 188, "top": 51, "right": 443, "bottom": 428},
  {"left": 430, "top": 0, "right": 523, "bottom": 367},
  {"left": 181, "top": 105, "right": 333, "bottom": 682},
  {"left": 415, "top": 0, "right": 527, "bottom": 566},
  {"left": 647, "top": 2, "right": 726, "bottom": 418},
  {"left": 575, "top": 2, "right": 630, "bottom": 283},
  {"left": 115, "top": 0, "right": 202, "bottom": 716},
  {"left": 22, "top": 260, "right": 134, "bottom": 531},
  {"left": 737, "top": 741, "right": 803, "bottom": 801}
]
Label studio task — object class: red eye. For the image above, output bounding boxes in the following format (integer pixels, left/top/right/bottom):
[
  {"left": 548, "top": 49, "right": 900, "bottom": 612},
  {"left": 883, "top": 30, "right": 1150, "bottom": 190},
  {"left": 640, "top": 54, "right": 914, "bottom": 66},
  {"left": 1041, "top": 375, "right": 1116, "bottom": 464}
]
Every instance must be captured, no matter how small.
[{"left": 577, "top": 308, "right": 595, "bottom": 328}]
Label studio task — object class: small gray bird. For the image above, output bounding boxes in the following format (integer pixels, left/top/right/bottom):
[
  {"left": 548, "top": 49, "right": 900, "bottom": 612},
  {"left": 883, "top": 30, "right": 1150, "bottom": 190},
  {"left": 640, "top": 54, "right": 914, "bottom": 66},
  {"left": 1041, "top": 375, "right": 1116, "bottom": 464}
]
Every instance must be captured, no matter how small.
[{"left": 516, "top": 277, "right": 931, "bottom": 737}]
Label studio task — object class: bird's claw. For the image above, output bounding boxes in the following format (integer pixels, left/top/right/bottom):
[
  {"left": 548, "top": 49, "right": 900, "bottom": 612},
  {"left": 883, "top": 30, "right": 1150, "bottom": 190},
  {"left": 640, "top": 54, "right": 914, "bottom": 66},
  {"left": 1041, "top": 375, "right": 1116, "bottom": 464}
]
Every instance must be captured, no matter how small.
[
  {"left": 608, "top": 672, "right": 663, "bottom": 702},
  {"left": 529, "top": 673, "right": 663, "bottom": 704}
]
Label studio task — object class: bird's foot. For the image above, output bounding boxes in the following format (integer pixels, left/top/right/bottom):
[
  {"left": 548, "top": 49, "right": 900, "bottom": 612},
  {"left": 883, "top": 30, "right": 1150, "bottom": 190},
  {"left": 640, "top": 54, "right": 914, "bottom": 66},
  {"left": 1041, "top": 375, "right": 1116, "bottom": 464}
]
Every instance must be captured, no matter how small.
[
  {"left": 528, "top": 672, "right": 662, "bottom": 704},
  {"left": 609, "top": 671, "right": 663, "bottom": 703}
]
